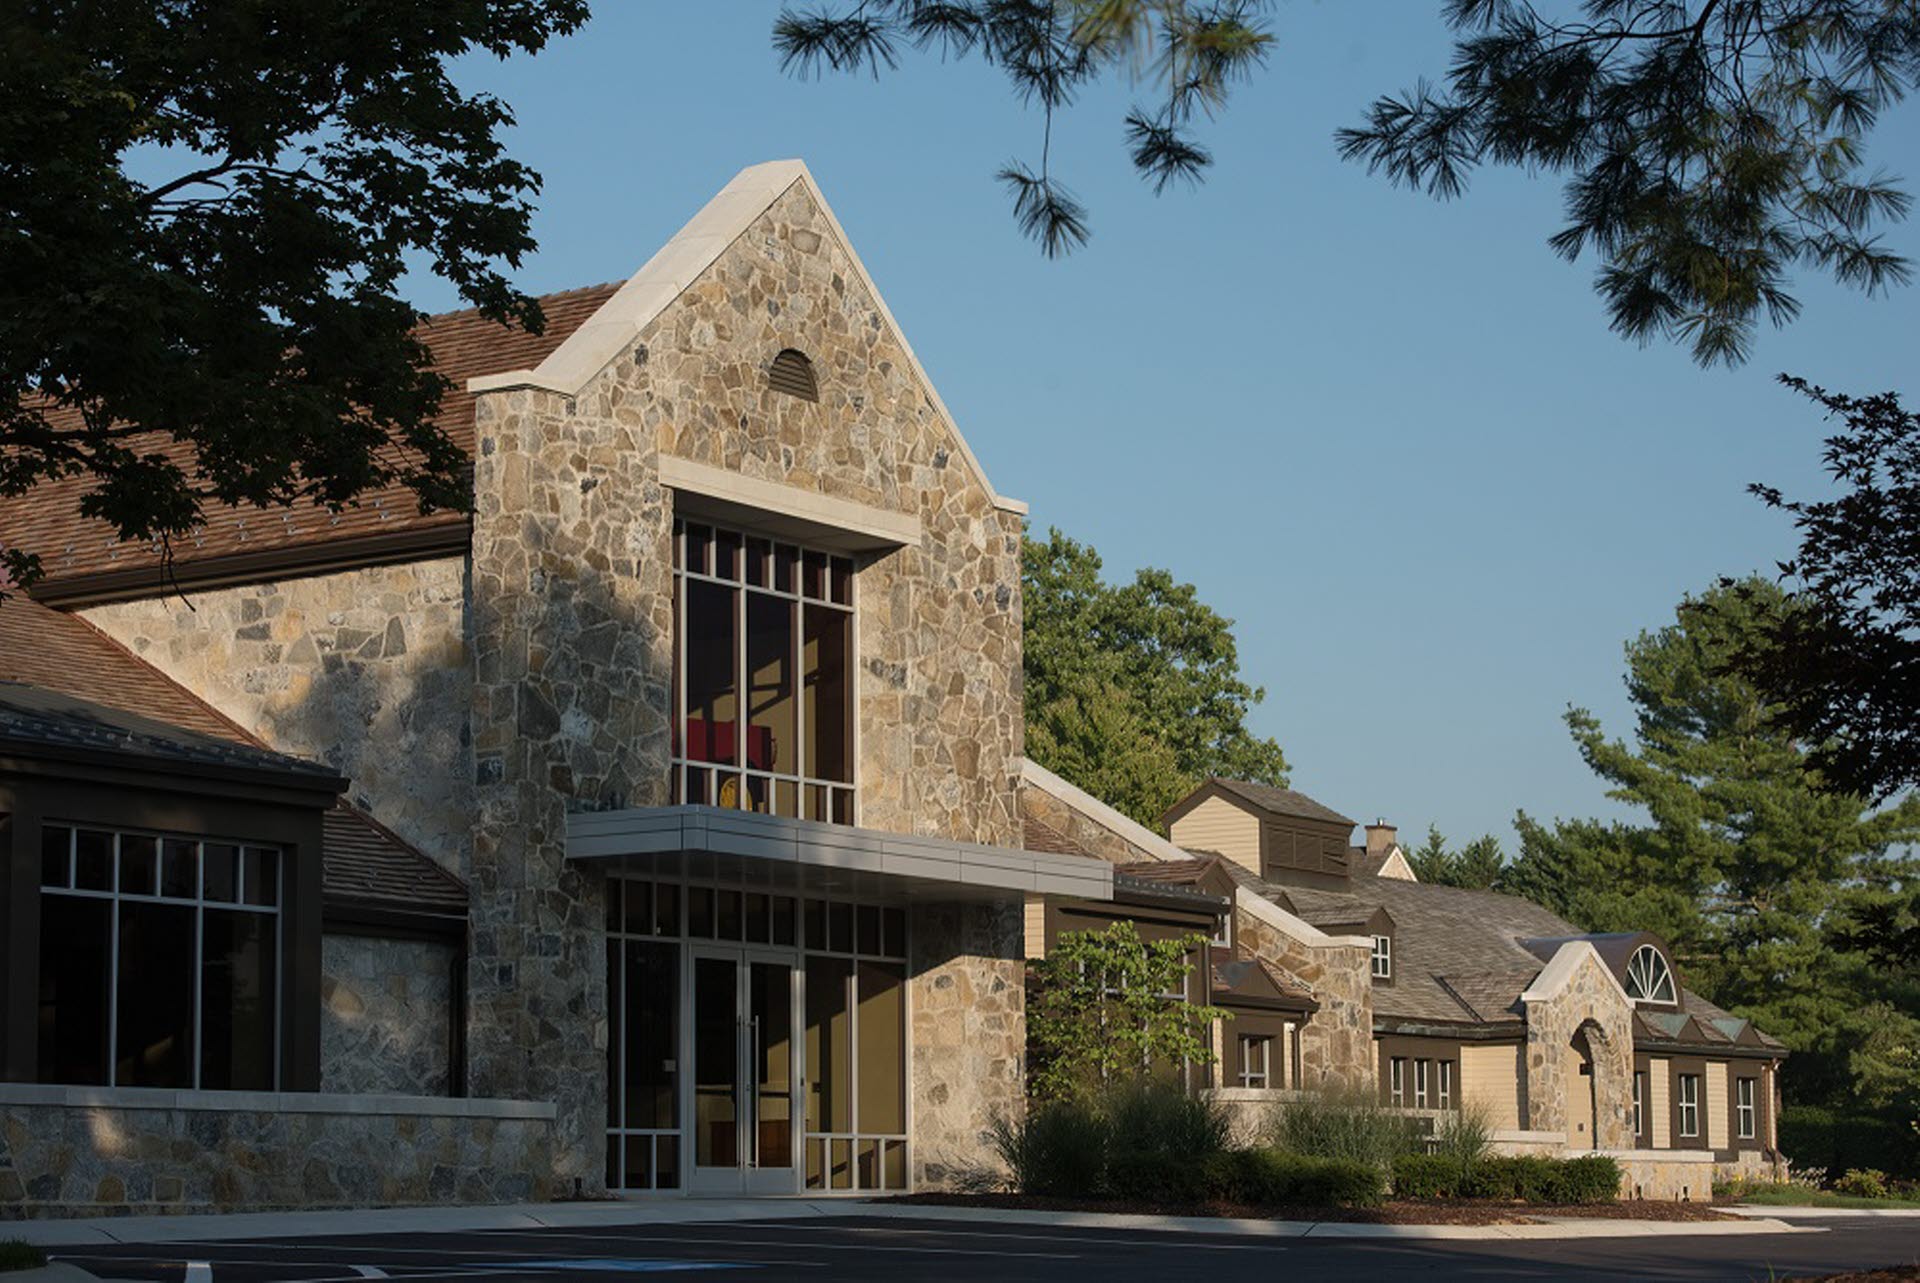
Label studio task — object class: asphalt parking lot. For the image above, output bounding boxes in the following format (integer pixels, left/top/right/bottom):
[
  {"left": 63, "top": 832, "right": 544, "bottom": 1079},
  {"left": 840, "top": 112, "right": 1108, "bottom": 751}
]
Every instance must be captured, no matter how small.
[{"left": 37, "top": 1212, "right": 1920, "bottom": 1282}]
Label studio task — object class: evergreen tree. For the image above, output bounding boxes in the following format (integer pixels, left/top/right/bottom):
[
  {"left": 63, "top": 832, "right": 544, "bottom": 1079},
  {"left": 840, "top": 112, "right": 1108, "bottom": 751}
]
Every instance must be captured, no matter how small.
[
  {"left": 1407, "top": 825, "right": 1506, "bottom": 889},
  {"left": 1506, "top": 578, "right": 1920, "bottom": 1108}
]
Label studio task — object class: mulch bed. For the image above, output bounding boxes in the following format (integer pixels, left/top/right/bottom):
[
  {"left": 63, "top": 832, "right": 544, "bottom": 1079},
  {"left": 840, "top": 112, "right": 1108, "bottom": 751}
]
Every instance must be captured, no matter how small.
[{"left": 881, "top": 1192, "right": 1730, "bottom": 1225}]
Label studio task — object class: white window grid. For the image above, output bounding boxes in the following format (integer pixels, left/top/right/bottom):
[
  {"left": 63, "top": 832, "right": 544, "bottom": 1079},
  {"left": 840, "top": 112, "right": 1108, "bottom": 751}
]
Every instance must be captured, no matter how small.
[
  {"left": 1625, "top": 945, "right": 1677, "bottom": 1004},
  {"left": 1677, "top": 1074, "right": 1700, "bottom": 1138},
  {"left": 603, "top": 875, "right": 910, "bottom": 1195},
  {"left": 1736, "top": 1077, "right": 1756, "bottom": 1140},
  {"left": 1238, "top": 1034, "right": 1270, "bottom": 1089},
  {"left": 1389, "top": 1056, "right": 1405, "bottom": 1105},
  {"left": 1633, "top": 1071, "right": 1646, "bottom": 1137},
  {"left": 671, "top": 518, "right": 857, "bottom": 825},
  {"left": 1371, "top": 935, "right": 1392, "bottom": 980},
  {"left": 1437, "top": 1060, "right": 1453, "bottom": 1110},
  {"left": 38, "top": 823, "right": 282, "bottom": 1091},
  {"left": 1413, "top": 1058, "right": 1429, "bottom": 1108}
]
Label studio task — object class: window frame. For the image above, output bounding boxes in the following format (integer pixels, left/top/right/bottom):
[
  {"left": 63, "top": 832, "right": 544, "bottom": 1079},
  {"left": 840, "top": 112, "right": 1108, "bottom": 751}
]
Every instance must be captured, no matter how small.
[
  {"left": 1624, "top": 944, "right": 1677, "bottom": 1005},
  {"left": 1633, "top": 1070, "right": 1647, "bottom": 1139},
  {"left": 1238, "top": 1034, "right": 1271, "bottom": 1089},
  {"left": 1388, "top": 1056, "right": 1406, "bottom": 1106},
  {"left": 35, "top": 822, "right": 283, "bottom": 1091},
  {"left": 1370, "top": 934, "right": 1392, "bottom": 980},
  {"left": 672, "top": 517, "right": 858, "bottom": 824},
  {"left": 1413, "top": 1058, "right": 1429, "bottom": 1108},
  {"left": 1735, "top": 1076, "right": 1756, "bottom": 1141},
  {"left": 1676, "top": 1073, "right": 1700, "bottom": 1139},
  {"left": 1437, "top": 1059, "right": 1453, "bottom": 1110}
]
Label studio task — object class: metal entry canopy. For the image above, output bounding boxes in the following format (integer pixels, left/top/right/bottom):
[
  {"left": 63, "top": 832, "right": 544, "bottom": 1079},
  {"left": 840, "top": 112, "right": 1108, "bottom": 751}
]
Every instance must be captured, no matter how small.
[{"left": 567, "top": 805, "right": 1115, "bottom": 904}]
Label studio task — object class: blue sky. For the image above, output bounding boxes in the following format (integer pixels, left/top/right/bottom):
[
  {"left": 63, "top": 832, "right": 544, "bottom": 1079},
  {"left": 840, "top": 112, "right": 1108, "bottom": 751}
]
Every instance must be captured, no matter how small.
[{"left": 424, "top": 4, "right": 1920, "bottom": 848}]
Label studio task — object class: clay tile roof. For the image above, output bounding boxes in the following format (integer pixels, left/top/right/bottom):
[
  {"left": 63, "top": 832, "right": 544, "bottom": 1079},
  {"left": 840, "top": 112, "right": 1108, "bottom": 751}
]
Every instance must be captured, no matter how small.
[
  {"left": 1204, "top": 778, "right": 1357, "bottom": 828},
  {"left": 1, "top": 283, "right": 621, "bottom": 595},
  {"left": 1023, "top": 815, "right": 1088, "bottom": 857},
  {"left": 0, "top": 595, "right": 466, "bottom": 916}
]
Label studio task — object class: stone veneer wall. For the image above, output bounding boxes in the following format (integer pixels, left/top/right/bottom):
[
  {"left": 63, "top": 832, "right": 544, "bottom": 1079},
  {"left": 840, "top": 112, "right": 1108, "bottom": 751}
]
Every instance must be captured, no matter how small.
[
  {"left": 1520, "top": 947, "right": 1636, "bottom": 1150},
  {"left": 909, "top": 901, "right": 1025, "bottom": 1188},
  {"left": 466, "top": 179, "right": 1025, "bottom": 1187},
  {"left": 81, "top": 557, "right": 473, "bottom": 874},
  {"left": 1019, "top": 777, "right": 1167, "bottom": 866},
  {"left": 0, "top": 1088, "right": 552, "bottom": 1216},
  {"left": 1234, "top": 907, "right": 1376, "bottom": 1094},
  {"left": 320, "top": 935, "right": 456, "bottom": 1097},
  {"left": 1614, "top": 1150, "right": 1780, "bottom": 1202}
]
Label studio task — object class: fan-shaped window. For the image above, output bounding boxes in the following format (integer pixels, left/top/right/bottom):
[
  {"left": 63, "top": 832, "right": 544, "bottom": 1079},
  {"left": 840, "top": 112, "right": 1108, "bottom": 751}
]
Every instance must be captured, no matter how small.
[
  {"left": 1623, "top": 944, "right": 1676, "bottom": 1004},
  {"left": 769, "top": 349, "right": 818, "bottom": 402}
]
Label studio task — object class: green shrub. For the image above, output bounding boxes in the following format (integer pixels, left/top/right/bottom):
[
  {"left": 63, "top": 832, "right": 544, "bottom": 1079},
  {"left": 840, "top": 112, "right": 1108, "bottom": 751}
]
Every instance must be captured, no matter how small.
[
  {"left": 1392, "top": 1152, "right": 1466, "bottom": 1199},
  {"left": 1431, "top": 1101, "right": 1493, "bottom": 1166},
  {"left": 988, "top": 1099, "right": 1109, "bottom": 1196},
  {"left": 1834, "top": 1168, "right": 1891, "bottom": 1199},
  {"left": 1205, "top": 1148, "right": 1385, "bottom": 1206},
  {"left": 1267, "top": 1089, "right": 1427, "bottom": 1170},
  {"left": 1780, "top": 1105, "right": 1920, "bottom": 1181},
  {"left": 1393, "top": 1153, "right": 1621, "bottom": 1203},
  {"left": 1102, "top": 1082, "right": 1230, "bottom": 1201},
  {"left": 0, "top": 1240, "right": 44, "bottom": 1274}
]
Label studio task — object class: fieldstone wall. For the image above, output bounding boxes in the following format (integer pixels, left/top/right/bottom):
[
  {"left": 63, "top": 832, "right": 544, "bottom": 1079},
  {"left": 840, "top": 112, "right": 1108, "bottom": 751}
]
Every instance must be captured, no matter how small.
[
  {"left": 1613, "top": 1150, "right": 1780, "bottom": 1201},
  {"left": 466, "top": 177, "right": 1025, "bottom": 1187},
  {"left": 1019, "top": 777, "right": 1164, "bottom": 865},
  {"left": 0, "top": 1089, "right": 553, "bottom": 1216},
  {"left": 320, "top": 934, "right": 456, "bottom": 1097},
  {"left": 909, "top": 900, "right": 1026, "bottom": 1189},
  {"left": 1520, "top": 946, "right": 1636, "bottom": 1149},
  {"left": 81, "top": 557, "right": 473, "bottom": 874},
  {"left": 1234, "top": 904, "right": 1375, "bottom": 1094}
]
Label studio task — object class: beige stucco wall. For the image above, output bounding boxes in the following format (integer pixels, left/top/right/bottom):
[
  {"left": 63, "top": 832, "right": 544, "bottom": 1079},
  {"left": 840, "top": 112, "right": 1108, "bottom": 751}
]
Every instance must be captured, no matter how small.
[
  {"left": 1460, "top": 1042, "right": 1523, "bottom": 1130},
  {"left": 1707, "top": 1060, "right": 1730, "bottom": 1151},
  {"left": 82, "top": 557, "right": 473, "bottom": 874},
  {"left": 1650, "top": 1056, "right": 1671, "bottom": 1148},
  {"left": 1168, "top": 795, "right": 1259, "bottom": 870},
  {"left": 465, "top": 178, "right": 1025, "bottom": 1186}
]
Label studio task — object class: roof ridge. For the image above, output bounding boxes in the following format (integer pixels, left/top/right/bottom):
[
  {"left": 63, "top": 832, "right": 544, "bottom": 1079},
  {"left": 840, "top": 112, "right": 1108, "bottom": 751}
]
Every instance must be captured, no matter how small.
[{"left": 417, "top": 280, "right": 629, "bottom": 329}]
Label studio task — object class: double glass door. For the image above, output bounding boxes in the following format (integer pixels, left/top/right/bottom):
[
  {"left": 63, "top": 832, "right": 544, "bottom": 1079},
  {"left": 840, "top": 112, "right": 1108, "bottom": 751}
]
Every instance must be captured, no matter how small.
[{"left": 690, "top": 947, "right": 799, "bottom": 1194}]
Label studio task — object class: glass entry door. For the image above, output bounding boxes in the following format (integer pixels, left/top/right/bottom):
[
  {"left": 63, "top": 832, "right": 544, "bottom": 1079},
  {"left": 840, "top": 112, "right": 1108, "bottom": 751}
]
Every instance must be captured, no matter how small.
[{"left": 689, "top": 948, "right": 799, "bottom": 1194}]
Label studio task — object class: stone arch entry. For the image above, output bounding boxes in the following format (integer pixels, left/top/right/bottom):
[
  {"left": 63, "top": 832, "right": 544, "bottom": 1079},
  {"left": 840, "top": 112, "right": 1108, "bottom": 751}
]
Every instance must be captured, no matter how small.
[
  {"left": 1569, "top": 1026, "right": 1600, "bottom": 1150},
  {"left": 1575, "top": 1015, "right": 1635, "bottom": 1151}
]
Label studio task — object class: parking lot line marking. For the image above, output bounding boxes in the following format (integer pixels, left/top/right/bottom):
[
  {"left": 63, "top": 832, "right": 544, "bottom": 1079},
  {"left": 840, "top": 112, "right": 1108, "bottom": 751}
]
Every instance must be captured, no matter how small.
[
  {"left": 186, "top": 1264, "right": 213, "bottom": 1283},
  {"left": 351, "top": 1267, "right": 390, "bottom": 1278}
]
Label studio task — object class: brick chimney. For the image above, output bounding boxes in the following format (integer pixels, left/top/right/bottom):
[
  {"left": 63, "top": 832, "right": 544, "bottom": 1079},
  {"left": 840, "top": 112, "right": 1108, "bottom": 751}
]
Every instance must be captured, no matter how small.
[{"left": 1365, "top": 820, "right": 1398, "bottom": 857}]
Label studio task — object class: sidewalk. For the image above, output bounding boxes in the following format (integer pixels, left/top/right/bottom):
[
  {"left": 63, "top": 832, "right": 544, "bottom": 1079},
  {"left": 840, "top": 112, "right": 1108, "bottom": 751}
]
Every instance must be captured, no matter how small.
[{"left": 1, "top": 1196, "right": 1819, "bottom": 1246}]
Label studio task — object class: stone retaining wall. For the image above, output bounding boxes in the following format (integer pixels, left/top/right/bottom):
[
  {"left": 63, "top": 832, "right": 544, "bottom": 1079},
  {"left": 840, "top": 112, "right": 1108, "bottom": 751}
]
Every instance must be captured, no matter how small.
[
  {"left": 0, "top": 1087, "right": 552, "bottom": 1217},
  {"left": 1612, "top": 1149, "right": 1781, "bottom": 1202}
]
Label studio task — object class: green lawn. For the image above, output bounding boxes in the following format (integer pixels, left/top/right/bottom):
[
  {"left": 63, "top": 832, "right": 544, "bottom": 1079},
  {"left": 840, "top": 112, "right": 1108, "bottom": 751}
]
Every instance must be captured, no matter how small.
[
  {"left": 1731, "top": 1186, "right": 1920, "bottom": 1211},
  {"left": 0, "top": 1240, "right": 44, "bottom": 1273}
]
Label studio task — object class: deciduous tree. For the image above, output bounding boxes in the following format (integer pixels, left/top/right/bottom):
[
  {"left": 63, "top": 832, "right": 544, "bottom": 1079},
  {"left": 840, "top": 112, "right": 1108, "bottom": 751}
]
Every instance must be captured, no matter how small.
[{"left": 1023, "top": 526, "right": 1289, "bottom": 827}]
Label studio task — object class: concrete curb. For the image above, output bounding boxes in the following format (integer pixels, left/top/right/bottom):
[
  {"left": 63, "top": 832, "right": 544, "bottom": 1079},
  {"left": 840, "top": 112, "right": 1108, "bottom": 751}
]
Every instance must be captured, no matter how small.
[
  {"left": 1, "top": 1265, "right": 97, "bottom": 1283},
  {"left": 3, "top": 1197, "right": 1819, "bottom": 1248},
  {"left": 843, "top": 1202, "right": 1818, "bottom": 1240},
  {"left": 1719, "top": 1204, "right": 1920, "bottom": 1219}
]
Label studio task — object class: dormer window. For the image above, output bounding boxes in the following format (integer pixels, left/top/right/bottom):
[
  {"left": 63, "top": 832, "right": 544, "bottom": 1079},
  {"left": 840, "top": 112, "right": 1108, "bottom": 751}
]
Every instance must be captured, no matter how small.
[
  {"left": 769, "top": 349, "right": 818, "bottom": 402},
  {"left": 1624, "top": 944, "right": 1676, "bottom": 1004},
  {"left": 1371, "top": 934, "right": 1392, "bottom": 980}
]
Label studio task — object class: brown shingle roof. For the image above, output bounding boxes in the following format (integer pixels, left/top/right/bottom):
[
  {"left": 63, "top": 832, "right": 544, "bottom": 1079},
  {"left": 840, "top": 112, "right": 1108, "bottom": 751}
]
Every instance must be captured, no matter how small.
[
  {"left": 1204, "top": 778, "right": 1357, "bottom": 828},
  {"left": 0, "top": 596, "right": 466, "bottom": 915},
  {"left": 1, "top": 283, "right": 620, "bottom": 595}
]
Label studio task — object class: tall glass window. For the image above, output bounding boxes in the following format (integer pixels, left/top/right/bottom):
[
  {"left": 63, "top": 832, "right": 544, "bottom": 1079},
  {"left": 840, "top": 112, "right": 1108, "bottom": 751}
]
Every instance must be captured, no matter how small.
[
  {"left": 673, "top": 518, "right": 856, "bottom": 824},
  {"left": 37, "top": 824, "right": 279, "bottom": 1090}
]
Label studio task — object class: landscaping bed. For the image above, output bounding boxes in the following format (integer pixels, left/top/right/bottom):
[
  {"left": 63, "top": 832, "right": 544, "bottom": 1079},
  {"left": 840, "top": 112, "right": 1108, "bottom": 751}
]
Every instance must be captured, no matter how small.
[{"left": 884, "top": 1191, "right": 1731, "bottom": 1225}]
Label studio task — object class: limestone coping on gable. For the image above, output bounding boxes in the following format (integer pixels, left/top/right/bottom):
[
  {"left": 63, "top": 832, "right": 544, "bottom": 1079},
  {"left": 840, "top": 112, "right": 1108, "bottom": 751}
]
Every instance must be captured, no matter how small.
[
  {"left": 659, "top": 455, "right": 919, "bottom": 551},
  {"left": 1519, "top": 939, "right": 1633, "bottom": 1007},
  {"left": 468, "top": 159, "right": 1027, "bottom": 518}
]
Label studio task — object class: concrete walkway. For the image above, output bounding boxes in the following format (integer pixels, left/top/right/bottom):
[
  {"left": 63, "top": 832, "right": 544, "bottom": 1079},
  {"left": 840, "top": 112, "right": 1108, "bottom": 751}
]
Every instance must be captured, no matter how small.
[{"left": 1, "top": 1197, "right": 1817, "bottom": 1247}]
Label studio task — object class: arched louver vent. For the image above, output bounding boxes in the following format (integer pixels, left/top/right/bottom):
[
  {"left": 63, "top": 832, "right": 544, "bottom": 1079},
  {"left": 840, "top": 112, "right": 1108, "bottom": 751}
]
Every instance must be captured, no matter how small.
[{"left": 769, "top": 348, "right": 818, "bottom": 402}]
